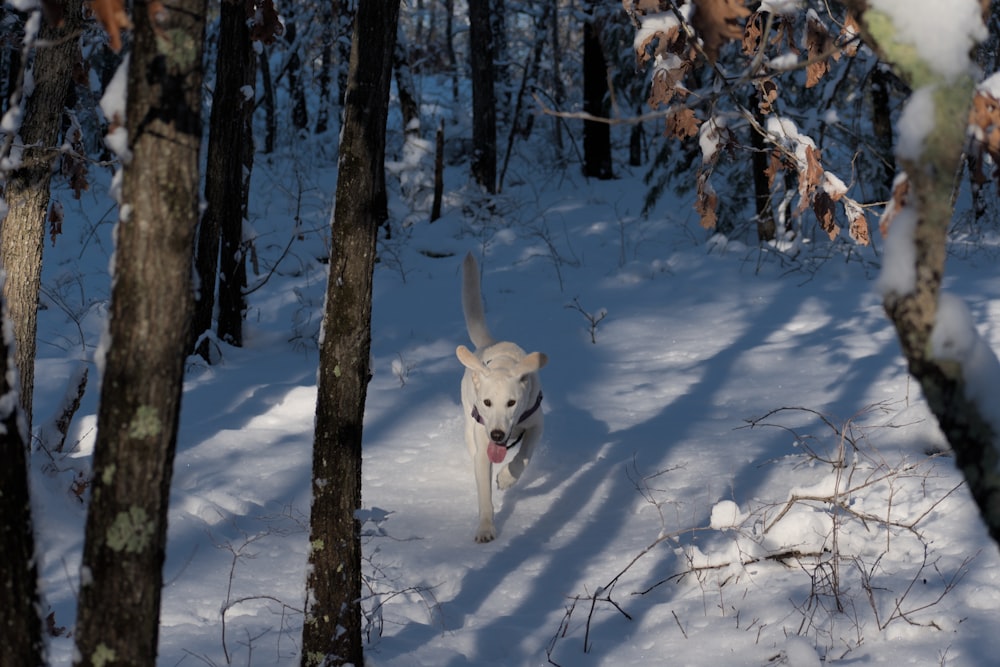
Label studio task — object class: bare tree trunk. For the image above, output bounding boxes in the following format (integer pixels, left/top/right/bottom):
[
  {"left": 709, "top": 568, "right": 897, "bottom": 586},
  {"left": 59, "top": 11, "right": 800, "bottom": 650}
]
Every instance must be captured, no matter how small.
[
  {"left": 302, "top": 2, "right": 400, "bottom": 665},
  {"left": 0, "top": 288, "right": 42, "bottom": 667},
  {"left": 315, "top": 1, "right": 334, "bottom": 134},
  {"left": 582, "top": 1, "right": 612, "bottom": 179},
  {"left": 469, "top": 0, "right": 496, "bottom": 193},
  {"left": 1, "top": 0, "right": 82, "bottom": 432},
  {"left": 549, "top": 0, "right": 566, "bottom": 151},
  {"left": 284, "top": 19, "right": 309, "bottom": 132},
  {"left": 258, "top": 48, "right": 276, "bottom": 153},
  {"left": 73, "top": 0, "right": 206, "bottom": 661},
  {"left": 444, "top": 0, "right": 459, "bottom": 102},
  {"left": 193, "top": 0, "right": 255, "bottom": 358},
  {"left": 394, "top": 25, "right": 420, "bottom": 138},
  {"left": 751, "top": 91, "right": 776, "bottom": 242}
]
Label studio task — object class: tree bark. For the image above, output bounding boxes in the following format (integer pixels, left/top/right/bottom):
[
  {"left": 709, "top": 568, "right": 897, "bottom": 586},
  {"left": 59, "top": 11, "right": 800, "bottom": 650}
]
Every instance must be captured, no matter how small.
[
  {"left": 845, "top": 1, "right": 1000, "bottom": 546},
  {"left": 284, "top": 19, "right": 309, "bottom": 132},
  {"left": 0, "top": 288, "right": 42, "bottom": 667},
  {"left": 73, "top": 0, "right": 206, "bottom": 662},
  {"left": 469, "top": 0, "right": 497, "bottom": 193},
  {"left": 214, "top": 0, "right": 255, "bottom": 349},
  {"left": 1, "top": 0, "right": 82, "bottom": 432},
  {"left": 582, "top": 2, "right": 612, "bottom": 179},
  {"left": 750, "top": 91, "right": 775, "bottom": 242},
  {"left": 193, "top": 0, "right": 255, "bottom": 358},
  {"left": 301, "top": 3, "right": 399, "bottom": 666}
]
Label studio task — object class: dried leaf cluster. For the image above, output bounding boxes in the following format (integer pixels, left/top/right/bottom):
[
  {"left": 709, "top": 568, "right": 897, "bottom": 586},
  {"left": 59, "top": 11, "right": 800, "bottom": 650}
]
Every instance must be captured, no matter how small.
[
  {"left": 627, "top": 1, "right": 872, "bottom": 245},
  {"left": 968, "top": 88, "right": 1000, "bottom": 206}
]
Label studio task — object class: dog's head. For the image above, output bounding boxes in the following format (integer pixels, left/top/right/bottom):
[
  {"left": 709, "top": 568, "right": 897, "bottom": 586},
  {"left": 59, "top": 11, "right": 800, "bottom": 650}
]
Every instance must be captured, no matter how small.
[{"left": 456, "top": 344, "right": 547, "bottom": 447}]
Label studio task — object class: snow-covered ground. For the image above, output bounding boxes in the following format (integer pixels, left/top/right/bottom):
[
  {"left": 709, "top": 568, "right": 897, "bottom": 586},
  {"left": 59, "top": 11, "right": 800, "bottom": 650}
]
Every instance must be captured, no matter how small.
[{"left": 28, "top": 127, "right": 1000, "bottom": 666}]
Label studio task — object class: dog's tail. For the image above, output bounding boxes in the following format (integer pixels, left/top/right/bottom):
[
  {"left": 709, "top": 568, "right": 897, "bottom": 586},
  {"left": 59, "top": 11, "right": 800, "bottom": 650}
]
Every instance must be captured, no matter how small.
[{"left": 462, "top": 252, "right": 495, "bottom": 349}]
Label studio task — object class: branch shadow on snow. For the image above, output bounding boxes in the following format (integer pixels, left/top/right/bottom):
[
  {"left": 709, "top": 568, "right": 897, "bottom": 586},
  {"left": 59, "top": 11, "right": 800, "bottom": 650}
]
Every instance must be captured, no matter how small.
[{"left": 365, "top": 250, "right": 907, "bottom": 665}]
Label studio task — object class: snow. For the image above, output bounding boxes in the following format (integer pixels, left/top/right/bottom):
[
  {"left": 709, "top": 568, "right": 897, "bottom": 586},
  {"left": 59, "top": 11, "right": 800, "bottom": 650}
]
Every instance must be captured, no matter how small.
[
  {"left": 896, "top": 85, "right": 936, "bottom": 161},
  {"left": 869, "top": 0, "right": 985, "bottom": 80},
  {"left": 932, "top": 292, "right": 1000, "bottom": 438},
  {"left": 29, "top": 136, "right": 1000, "bottom": 666},
  {"left": 875, "top": 206, "right": 917, "bottom": 295},
  {"left": 760, "top": 0, "right": 803, "bottom": 15}
]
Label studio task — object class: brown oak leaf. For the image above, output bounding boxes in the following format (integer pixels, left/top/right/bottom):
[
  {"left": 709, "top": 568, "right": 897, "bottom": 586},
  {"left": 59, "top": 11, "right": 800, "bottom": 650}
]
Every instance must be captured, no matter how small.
[
  {"left": 695, "top": 169, "right": 718, "bottom": 229},
  {"left": 691, "top": 0, "right": 751, "bottom": 64},
  {"left": 812, "top": 190, "right": 840, "bottom": 241},
  {"left": 665, "top": 107, "right": 700, "bottom": 139},
  {"left": 88, "top": 0, "right": 131, "bottom": 52},
  {"left": 755, "top": 77, "right": 778, "bottom": 114},
  {"left": 805, "top": 14, "right": 836, "bottom": 88},
  {"left": 845, "top": 198, "right": 870, "bottom": 246},
  {"left": 795, "top": 144, "right": 824, "bottom": 215},
  {"left": 764, "top": 150, "right": 784, "bottom": 189}
]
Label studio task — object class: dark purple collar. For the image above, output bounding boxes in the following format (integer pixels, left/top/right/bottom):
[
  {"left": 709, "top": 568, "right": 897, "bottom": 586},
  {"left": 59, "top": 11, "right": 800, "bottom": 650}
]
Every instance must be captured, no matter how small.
[{"left": 471, "top": 391, "right": 544, "bottom": 427}]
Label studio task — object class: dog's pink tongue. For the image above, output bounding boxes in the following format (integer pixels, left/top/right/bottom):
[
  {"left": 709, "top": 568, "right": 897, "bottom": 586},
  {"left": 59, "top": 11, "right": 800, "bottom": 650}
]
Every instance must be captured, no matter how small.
[{"left": 487, "top": 441, "right": 507, "bottom": 464}]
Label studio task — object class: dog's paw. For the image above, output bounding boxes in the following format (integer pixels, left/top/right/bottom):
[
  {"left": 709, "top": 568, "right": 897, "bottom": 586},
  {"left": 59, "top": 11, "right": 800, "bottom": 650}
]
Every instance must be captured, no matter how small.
[
  {"left": 475, "top": 521, "right": 496, "bottom": 543},
  {"left": 496, "top": 466, "right": 517, "bottom": 490}
]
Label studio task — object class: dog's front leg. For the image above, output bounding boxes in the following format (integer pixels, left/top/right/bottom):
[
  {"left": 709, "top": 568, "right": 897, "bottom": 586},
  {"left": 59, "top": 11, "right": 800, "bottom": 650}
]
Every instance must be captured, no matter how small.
[
  {"left": 473, "top": 443, "right": 497, "bottom": 542},
  {"left": 497, "top": 423, "right": 542, "bottom": 490}
]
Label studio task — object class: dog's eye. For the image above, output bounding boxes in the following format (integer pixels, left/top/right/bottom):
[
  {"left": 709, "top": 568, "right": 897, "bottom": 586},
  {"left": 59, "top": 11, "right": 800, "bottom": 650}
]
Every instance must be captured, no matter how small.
[
  {"left": 483, "top": 399, "right": 492, "bottom": 407},
  {"left": 507, "top": 399, "right": 516, "bottom": 407}
]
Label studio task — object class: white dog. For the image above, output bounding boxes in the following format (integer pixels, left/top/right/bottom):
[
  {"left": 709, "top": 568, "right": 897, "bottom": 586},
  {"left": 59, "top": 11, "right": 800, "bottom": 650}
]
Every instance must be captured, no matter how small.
[{"left": 456, "top": 253, "right": 547, "bottom": 542}]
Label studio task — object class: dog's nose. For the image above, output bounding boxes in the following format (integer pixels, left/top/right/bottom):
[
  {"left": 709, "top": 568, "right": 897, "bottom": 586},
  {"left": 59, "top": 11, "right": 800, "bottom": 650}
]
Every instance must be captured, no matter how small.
[{"left": 490, "top": 429, "right": 506, "bottom": 443}]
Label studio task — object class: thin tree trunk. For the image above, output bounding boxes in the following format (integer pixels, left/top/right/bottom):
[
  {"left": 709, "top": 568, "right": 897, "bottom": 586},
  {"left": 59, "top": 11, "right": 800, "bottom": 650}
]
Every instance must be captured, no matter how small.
[
  {"left": 214, "top": 0, "right": 255, "bottom": 349},
  {"left": 315, "top": 1, "right": 334, "bottom": 134},
  {"left": 259, "top": 48, "right": 276, "bottom": 153},
  {"left": 444, "top": 0, "right": 459, "bottom": 102},
  {"left": 751, "top": 91, "right": 775, "bottom": 242},
  {"left": 193, "top": 0, "right": 255, "bottom": 358},
  {"left": 394, "top": 25, "right": 420, "bottom": 138},
  {"left": 73, "top": 0, "right": 206, "bottom": 661},
  {"left": 0, "top": 288, "right": 42, "bottom": 667},
  {"left": 1, "top": 0, "right": 82, "bottom": 432},
  {"left": 302, "top": 2, "right": 400, "bottom": 665},
  {"left": 285, "top": 20, "right": 309, "bottom": 132},
  {"left": 582, "top": 2, "right": 612, "bottom": 179},
  {"left": 549, "top": 0, "right": 565, "bottom": 151},
  {"left": 469, "top": 0, "right": 496, "bottom": 193}
]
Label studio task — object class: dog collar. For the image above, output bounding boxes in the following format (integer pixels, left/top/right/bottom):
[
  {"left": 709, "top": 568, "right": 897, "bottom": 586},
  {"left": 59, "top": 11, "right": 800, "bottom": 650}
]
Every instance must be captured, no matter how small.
[{"left": 471, "top": 391, "right": 544, "bottom": 435}]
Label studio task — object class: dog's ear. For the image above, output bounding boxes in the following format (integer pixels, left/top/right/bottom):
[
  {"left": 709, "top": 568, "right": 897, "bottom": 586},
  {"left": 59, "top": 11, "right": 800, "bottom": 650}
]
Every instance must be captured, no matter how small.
[
  {"left": 516, "top": 352, "right": 547, "bottom": 378},
  {"left": 456, "top": 345, "right": 488, "bottom": 373}
]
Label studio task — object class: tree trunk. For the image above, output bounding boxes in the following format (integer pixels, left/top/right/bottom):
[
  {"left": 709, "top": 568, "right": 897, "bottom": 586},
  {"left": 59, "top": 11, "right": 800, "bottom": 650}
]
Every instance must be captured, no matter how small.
[
  {"left": 214, "top": 0, "right": 255, "bottom": 349},
  {"left": 751, "top": 91, "right": 776, "bottom": 242},
  {"left": 193, "top": 0, "right": 255, "bottom": 359},
  {"left": 0, "top": 289, "right": 42, "bottom": 667},
  {"left": 301, "top": 2, "right": 399, "bottom": 666},
  {"left": 336, "top": 1, "right": 355, "bottom": 109},
  {"left": 549, "top": 0, "right": 565, "bottom": 151},
  {"left": 73, "top": 0, "right": 206, "bottom": 662},
  {"left": 258, "top": 48, "right": 276, "bottom": 154},
  {"left": 285, "top": 20, "right": 309, "bottom": 132},
  {"left": 444, "top": 0, "right": 459, "bottom": 102},
  {"left": 394, "top": 25, "right": 420, "bottom": 139},
  {"left": 1, "top": 0, "right": 82, "bottom": 432},
  {"left": 469, "top": 0, "right": 496, "bottom": 193},
  {"left": 869, "top": 63, "right": 896, "bottom": 202},
  {"left": 582, "top": 2, "right": 612, "bottom": 179},
  {"left": 314, "top": 1, "right": 334, "bottom": 135},
  {"left": 845, "top": 1, "right": 1000, "bottom": 546}
]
